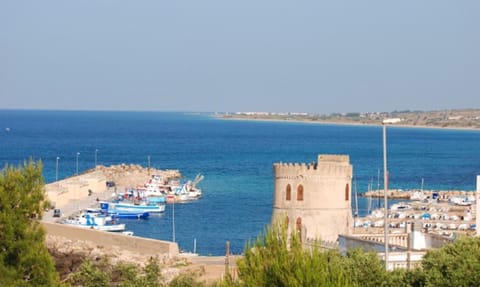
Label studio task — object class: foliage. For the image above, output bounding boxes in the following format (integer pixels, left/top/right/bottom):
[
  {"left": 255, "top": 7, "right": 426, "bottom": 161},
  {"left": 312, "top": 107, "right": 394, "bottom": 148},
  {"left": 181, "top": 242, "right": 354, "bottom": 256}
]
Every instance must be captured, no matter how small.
[
  {"left": 421, "top": 236, "right": 480, "bottom": 287},
  {"left": 233, "top": 220, "right": 352, "bottom": 287},
  {"left": 69, "top": 259, "right": 110, "bottom": 287},
  {"left": 386, "top": 268, "right": 426, "bottom": 287},
  {"left": 68, "top": 256, "right": 165, "bottom": 287},
  {"left": 169, "top": 272, "right": 205, "bottom": 287},
  {"left": 341, "top": 248, "right": 388, "bottom": 287},
  {"left": 0, "top": 160, "right": 61, "bottom": 286}
]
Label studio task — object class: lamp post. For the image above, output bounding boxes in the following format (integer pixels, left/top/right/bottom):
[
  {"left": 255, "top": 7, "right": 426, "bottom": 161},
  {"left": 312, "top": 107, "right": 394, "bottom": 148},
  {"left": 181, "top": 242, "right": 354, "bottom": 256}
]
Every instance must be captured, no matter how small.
[
  {"left": 56, "top": 157, "right": 60, "bottom": 182},
  {"left": 76, "top": 152, "right": 80, "bottom": 175},
  {"left": 95, "top": 149, "right": 99, "bottom": 167},
  {"left": 382, "top": 122, "right": 389, "bottom": 270},
  {"left": 172, "top": 196, "right": 176, "bottom": 242},
  {"left": 148, "top": 155, "right": 151, "bottom": 175},
  {"left": 382, "top": 117, "right": 401, "bottom": 270}
]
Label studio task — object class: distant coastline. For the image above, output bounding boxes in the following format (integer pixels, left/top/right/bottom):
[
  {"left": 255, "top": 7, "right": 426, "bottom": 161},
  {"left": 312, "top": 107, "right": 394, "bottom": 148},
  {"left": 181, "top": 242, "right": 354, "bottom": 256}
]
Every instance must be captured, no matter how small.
[{"left": 216, "top": 109, "right": 480, "bottom": 131}]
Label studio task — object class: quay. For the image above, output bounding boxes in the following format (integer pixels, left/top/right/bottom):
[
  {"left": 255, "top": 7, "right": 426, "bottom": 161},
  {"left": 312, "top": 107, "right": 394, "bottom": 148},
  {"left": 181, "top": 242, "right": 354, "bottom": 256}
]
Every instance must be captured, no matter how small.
[
  {"left": 42, "top": 164, "right": 182, "bottom": 256},
  {"left": 42, "top": 164, "right": 231, "bottom": 284}
]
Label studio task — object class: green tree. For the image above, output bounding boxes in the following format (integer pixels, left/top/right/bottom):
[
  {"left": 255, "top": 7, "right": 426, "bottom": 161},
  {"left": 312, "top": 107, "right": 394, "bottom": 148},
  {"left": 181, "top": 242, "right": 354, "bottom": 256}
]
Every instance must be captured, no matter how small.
[
  {"left": 69, "top": 259, "right": 110, "bottom": 287},
  {"left": 341, "top": 248, "right": 389, "bottom": 287},
  {"left": 234, "top": 220, "right": 352, "bottom": 287},
  {"left": 422, "top": 236, "right": 480, "bottom": 287},
  {"left": 0, "top": 160, "right": 61, "bottom": 286}
]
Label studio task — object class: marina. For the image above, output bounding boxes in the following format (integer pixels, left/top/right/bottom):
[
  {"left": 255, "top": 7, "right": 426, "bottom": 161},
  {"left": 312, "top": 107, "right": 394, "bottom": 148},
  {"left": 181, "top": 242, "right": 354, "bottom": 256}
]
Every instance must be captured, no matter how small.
[{"left": 44, "top": 164, "right": 203, "bottom": 241}]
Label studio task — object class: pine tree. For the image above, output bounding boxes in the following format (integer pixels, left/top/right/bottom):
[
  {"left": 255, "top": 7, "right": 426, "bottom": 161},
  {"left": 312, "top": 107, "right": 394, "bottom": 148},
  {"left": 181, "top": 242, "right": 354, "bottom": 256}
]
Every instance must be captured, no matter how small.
[
  {"left": 234, "top": 220, "right": 352, "bottom": 287},
  {"left": 0, "top": 160, "right": 61, "bottom": 286}
]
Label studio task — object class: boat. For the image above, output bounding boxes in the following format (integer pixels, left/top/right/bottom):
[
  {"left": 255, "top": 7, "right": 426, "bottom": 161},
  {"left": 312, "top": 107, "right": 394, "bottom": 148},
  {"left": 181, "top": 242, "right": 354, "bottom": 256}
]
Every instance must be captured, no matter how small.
[
  {"left": 390, "top": 203, "right": 412, "bottom": 211},
  {"left": 450, "top": 195, "right": 475, "bottom": 206},
  {"left": 146, "top": 195, "right": 167, "bottom": 205},
  {"left": 410, "top": 190, "right": 427, "bottom": 201},
  {"left": 98, "top": 203, "right": 150, "bottom": 219},
  {"left": 62, "top": 212, "right": 126, "bottom": 232},
  {"left": 103, "top": 201, "right": 165, "bottom": 213},
  {"left": 106, "top": 210, "right": 150, "bottom": 219}
]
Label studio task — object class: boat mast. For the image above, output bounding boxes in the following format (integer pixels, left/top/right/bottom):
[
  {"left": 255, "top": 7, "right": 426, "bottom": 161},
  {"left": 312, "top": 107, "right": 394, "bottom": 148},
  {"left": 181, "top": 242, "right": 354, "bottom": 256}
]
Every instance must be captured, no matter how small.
[
  {"left": 377, "top": 169, "right": 381, "bottom": 208},
  {"left": 354, "top": 177, "right": 358, "bottom": 217}
]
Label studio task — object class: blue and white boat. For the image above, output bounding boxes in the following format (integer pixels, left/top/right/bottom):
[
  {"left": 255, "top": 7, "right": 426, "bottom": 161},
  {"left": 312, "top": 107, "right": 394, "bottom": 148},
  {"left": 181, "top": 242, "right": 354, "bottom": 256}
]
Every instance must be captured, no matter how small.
[
  {"left": 146, "top": 195, "right": 166, "bottom": 205},
  {"left": 101, "top": 201, "right": 165, "bottom": 214},
  {"left": 62, "top": 212, "right": 126, "bottom": 232},
  {"left": 98, "top": 203, "right": 150, "bottom": 219}
]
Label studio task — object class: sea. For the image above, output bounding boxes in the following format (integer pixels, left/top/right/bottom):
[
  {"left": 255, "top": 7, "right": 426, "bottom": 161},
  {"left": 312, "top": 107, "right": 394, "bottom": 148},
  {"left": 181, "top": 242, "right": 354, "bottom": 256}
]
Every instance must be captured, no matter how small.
[{"left": 1, "top": 110, "right": 479, "bottom": 256}]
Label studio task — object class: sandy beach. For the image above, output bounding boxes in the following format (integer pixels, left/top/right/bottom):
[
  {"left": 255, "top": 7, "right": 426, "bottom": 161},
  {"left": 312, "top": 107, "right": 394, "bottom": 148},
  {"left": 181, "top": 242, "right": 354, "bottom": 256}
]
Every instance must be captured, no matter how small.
[{"left": 218, "top": 114, "right": 480, "bottom": 132}]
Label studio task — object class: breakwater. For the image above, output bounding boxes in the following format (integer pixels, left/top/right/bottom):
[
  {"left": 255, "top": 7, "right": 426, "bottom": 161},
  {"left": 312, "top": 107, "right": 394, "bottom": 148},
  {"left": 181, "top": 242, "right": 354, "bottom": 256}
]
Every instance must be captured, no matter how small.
[{"left": 361, "top": 189, "right": 474, "bottom": 201}]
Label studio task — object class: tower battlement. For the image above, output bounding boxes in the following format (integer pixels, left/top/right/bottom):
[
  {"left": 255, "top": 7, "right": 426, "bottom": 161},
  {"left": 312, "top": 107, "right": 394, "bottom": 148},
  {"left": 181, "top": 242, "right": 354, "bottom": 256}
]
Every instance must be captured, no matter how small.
[
  {"left": 273, "top": 154, "right": 352, "bottom": 178},
  {"left": 272, "top": 154, "right": 353, "bottom": 243}
]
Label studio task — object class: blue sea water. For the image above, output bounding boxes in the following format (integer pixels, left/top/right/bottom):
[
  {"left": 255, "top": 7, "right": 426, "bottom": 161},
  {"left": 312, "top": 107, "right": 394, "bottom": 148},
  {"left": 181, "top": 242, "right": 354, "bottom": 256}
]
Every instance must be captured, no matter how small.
[{"left": 1, "top": 110, "right": 479, "bottom": 255}]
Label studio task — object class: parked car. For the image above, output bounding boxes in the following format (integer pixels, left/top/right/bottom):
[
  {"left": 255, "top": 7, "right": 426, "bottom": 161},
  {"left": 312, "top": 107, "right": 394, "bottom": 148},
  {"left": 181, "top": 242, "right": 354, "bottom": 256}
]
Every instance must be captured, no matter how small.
[{"left": 53, "top": 209, "right": 61, "bottom": 217}]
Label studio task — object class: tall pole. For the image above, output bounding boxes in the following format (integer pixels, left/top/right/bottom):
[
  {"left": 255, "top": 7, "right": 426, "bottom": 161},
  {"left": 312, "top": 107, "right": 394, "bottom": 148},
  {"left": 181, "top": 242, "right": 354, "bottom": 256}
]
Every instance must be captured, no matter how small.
[
  {"left": 172, "top": 196, "right": 176, "bottom": 242},
  {"left": 76, "top": 152, "right": 80, "bottom": 175},
  {"left": 383, "top": 123, "right": 389, "bottom": 270},
  {"left": 56, "top": 157, "right": 60, "bottom": 182},
  {"left": 95, "top": 149, "right": 98, "bottom": 167},
  {"left": 148, "top": 155, "right": 151, "bottom": 176}
]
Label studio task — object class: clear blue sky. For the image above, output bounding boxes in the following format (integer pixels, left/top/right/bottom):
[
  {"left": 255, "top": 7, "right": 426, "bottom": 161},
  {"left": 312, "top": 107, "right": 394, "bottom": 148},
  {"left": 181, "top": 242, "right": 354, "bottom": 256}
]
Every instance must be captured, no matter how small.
[{"left": 1, "top": 1, "right": 479, "bottom": 113}]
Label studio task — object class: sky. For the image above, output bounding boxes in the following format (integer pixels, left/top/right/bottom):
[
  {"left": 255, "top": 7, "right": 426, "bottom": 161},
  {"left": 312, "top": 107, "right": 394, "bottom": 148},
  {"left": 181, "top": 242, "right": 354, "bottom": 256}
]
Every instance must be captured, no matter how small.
[{"left": 1, "top": 1, "right": 479, "bottom": 114}]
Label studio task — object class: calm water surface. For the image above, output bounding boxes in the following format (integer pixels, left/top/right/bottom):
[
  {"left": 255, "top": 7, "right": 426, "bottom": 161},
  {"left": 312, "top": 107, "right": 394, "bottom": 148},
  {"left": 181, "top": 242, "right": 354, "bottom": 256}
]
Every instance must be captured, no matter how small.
[{"left": 1, "top": 110, "right": 479, "bottom": 255}]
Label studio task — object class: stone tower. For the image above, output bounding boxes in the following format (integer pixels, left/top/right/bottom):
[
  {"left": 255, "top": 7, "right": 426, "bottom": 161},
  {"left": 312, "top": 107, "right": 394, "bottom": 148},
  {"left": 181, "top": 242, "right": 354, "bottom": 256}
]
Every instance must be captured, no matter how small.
[{"left": 272, "top": 154, "right": 353, "bottom": 243}]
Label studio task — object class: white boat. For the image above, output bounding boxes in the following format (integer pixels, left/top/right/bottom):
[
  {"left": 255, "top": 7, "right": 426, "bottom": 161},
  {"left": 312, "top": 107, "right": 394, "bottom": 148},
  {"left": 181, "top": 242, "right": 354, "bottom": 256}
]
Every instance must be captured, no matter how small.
[
  {"left": 143, "top": 174, "right": 203, "bottom": 201},
  {"left": 107, "top": 201, "right": 166, "bottom": 213},
  {"left": 450, "top": 195, "right": 475, "bottom": 206},
  {"left": 410, "top": 190, "right": 427, "bottom": 201},
  {"left": 62, "top": 212, "right": 125, "bottom": 232},
  {"left": 390, "top": 203, "right": 412, "bottom": 211}
]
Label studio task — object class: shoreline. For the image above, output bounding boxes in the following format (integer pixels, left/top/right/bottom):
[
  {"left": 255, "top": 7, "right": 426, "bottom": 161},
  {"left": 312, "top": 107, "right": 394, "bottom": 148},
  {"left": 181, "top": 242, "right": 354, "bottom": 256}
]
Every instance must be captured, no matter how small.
[{"left": 216, "top": 115, "right": 480, "bottom": 132}]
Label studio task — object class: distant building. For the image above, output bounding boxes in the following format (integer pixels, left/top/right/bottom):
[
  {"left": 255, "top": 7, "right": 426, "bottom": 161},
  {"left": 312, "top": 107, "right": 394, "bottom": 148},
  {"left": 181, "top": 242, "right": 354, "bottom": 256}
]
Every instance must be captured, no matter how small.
[{"left": 272, "top": 154, "right": 353, "bottom": 243}]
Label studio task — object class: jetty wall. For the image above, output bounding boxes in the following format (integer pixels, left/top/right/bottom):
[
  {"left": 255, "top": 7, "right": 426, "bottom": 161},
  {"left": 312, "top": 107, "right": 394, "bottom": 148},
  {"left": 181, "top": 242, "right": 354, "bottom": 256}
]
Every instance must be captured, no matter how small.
[
  {"left": 45, "top": 170, "right": 107, "bottom": 209},
  {"left": 43, "top": 222, "right": 179, "bottom": 257}
]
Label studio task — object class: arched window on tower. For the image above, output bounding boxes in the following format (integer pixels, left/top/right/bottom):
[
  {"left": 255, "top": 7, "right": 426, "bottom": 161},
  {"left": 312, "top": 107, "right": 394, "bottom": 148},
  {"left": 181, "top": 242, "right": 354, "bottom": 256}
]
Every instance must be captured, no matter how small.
[
  {"left": 297, "top": 185, "right": 304, "bottom": 201},
  {"left": 296, "top": 217, "right": 302, "bottom": 242},
  {"left": 286, "top": 184, "right": 291, "bottom": 201},
  {"left": 345, "top": 183, "right": 350, "bottom": 201}
]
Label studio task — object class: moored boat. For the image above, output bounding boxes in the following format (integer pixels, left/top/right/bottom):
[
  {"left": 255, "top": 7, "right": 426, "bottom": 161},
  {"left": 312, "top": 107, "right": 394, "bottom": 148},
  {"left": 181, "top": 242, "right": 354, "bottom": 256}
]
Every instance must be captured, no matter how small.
[
  {"left": 99, "top": 202, "right": 151, "bottom": 219},
  {"left": 62, "top": 212, "right": 126, "bottom": 232},
  {"left": 103, "top": 201, "right": 166, "bottom": 213}
]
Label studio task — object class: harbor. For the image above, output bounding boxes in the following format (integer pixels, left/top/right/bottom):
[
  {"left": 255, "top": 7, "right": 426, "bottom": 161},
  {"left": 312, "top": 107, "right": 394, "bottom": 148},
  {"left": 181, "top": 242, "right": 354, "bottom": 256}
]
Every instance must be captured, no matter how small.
[
  {"left": 44, "top": 163, "right": 206, "bottom": 236},
  {"left": 42, "top": 164, "right": 235, "bottom": 283}
]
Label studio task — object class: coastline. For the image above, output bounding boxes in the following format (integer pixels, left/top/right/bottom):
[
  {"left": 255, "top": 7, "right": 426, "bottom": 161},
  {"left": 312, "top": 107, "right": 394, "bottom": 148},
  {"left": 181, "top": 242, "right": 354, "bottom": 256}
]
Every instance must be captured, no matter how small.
[{"left": 216, "top": 115, "right": 480, "bottom": 132}]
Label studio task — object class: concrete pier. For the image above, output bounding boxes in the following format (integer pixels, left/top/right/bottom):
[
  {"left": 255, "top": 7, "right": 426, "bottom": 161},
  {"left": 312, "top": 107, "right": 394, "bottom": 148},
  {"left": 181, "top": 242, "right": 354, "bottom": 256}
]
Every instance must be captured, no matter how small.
[{"left": 42, "top": 165, "right": 182, "bottom": 258}]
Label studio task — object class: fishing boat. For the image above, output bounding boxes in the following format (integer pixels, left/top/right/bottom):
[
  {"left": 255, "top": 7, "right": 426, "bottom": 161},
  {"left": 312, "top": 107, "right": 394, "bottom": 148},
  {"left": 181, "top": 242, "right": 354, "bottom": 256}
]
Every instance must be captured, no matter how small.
[
  {"left": 97, "top": 203, "right": 150, "bottom": 219},
  {"left": 103, "top": 201, "right": 165, "bottom": 213},
  {"left": 146, "top": 195, "right": 167, "bottom": 205},
  {"left": 62, "top": 212, "right": 126, "bottom": 232}
]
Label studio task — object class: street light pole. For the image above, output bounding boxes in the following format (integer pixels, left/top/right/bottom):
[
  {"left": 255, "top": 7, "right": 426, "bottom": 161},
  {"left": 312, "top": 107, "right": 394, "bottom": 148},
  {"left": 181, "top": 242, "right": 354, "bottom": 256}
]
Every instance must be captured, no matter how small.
[
  {"left": 56, "top": 157, "right": 60, "bottom": 182},
  {"left": 76, "top": 152, "right": 80, "bottom": 175},
  {"left": 382, "top": 123, "right": 389, "bottom": 270},
  {"left": 380, "top": 118, "right": 401, "bottom": 270},
  {"left": 95, "top": 149, "right": 99, "bottom": 167}
]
